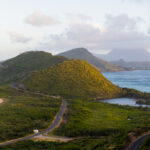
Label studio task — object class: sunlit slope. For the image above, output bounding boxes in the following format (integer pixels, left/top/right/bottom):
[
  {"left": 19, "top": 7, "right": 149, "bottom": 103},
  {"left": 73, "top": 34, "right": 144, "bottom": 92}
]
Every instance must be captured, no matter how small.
[{"left": 24, "top": 59, "right": 122, "bottom": 99}]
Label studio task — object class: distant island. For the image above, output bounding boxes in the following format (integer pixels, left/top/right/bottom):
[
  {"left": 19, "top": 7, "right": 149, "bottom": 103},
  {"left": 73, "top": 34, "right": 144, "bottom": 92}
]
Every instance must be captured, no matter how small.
[
  {"left": 111, "top": 59, "right": 150, "bottom": 70},
  {"left": 94, "top": 49, "right": 150, "bottom": 62}
]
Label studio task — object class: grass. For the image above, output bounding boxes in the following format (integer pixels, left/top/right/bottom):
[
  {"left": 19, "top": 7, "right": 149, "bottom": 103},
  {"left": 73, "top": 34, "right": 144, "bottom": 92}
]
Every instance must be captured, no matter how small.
[
  {"left": 0, "top": 51, "right": 67, "bottom": 84},
  {"left": 0, "top": 86, "right": 150, "bottom": 149},
  {"left": 0, "top": 135, "right": 130, "bottom": 150},
  {"left": 0, "top": 86, "right": 61, "bottom": 142},
  {"left": 54, "top": 99, "right": 150, "bottom": 137}
]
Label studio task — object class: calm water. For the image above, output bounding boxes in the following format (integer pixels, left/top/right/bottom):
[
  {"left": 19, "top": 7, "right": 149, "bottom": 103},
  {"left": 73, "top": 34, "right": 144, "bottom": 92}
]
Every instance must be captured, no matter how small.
[
  {"left": 101, "top": 98, "right": 150, "bottom": 107},
  {"left": 102, "top": 70, "right": 150, "bottom": 107},
  {"left": 103, "top": 70, "right": 150, "bottom": 93}
]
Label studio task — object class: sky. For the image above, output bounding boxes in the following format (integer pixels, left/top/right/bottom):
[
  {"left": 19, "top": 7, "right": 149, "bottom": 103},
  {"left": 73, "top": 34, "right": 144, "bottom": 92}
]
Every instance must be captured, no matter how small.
[{"left": 0, "top": 0, "right": 150, "bottom": 60}]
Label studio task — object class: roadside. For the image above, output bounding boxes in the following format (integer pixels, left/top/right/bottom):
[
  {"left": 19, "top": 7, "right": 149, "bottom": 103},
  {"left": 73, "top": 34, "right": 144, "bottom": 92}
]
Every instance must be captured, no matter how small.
[
  {"left": 127, "top": 131, "right": 150, "bottom": 150},
  {"left": 0, "top": 99, "right": 70, "bottom": 146}
]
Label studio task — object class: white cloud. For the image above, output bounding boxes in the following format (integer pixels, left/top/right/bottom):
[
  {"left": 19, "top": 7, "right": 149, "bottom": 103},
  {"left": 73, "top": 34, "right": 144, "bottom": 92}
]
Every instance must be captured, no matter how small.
[
  {"left": 25, "top": 11, "right": 60, "bottom": 27},
  {"left": 105, "top": 14, "right": 138, "bottom": 31},
  {"left": 9, "top": 32, "right": 32, "bottom": 43},
  {"left": 38, "top": 14, "right": 150, "bottom": 53},
  {"left": 122, "top": 0, "right": 148, "bottom": 2},
  {"left": 76, "top": 14, "right": 92, "bottom": 21}
]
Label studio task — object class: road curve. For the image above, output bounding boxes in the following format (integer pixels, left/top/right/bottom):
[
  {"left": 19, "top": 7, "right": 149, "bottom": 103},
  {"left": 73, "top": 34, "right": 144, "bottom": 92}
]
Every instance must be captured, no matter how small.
[
  {"left": 0, "top": 100, "right": 67, "bottom": 146},
  {"left": 128, "top": 133, "right": 150, "bottom": 150}
]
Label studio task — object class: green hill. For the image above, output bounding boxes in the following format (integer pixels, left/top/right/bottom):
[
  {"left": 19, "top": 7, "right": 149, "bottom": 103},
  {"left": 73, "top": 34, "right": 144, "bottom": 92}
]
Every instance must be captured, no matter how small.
[
  {"left": 58, "top": 48, "right": 128, "bottom": 72},
  {"left": 0, "top": 51, "right": 67, "bottom": 83},
  {"left": 23, "top": 59, "right": 122, "bottom": 99}
]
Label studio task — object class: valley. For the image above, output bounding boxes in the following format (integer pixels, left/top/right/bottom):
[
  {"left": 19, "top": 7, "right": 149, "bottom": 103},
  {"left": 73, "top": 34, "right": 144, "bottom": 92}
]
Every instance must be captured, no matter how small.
[
  {"left": 1, "top": 0, "right": 150, "bottom": 149},
  {"left": 0, "top": 51, "right": 150, "bottom": 150}
]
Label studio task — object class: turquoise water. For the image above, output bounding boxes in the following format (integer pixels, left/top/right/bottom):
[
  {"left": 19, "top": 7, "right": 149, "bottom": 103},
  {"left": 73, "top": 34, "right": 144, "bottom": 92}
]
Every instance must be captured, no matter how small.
[{"left": 103, "top": 70, "right": 150, "bottom": 93}]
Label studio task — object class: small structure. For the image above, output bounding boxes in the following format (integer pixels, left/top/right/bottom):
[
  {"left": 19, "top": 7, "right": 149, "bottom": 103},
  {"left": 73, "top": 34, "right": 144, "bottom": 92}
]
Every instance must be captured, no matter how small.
[
  {"left": 33, "top": 129, "right": 39, "bottom": 134},
  {"left": 127, "top": 116, "right": 132, "bottom": 120}
]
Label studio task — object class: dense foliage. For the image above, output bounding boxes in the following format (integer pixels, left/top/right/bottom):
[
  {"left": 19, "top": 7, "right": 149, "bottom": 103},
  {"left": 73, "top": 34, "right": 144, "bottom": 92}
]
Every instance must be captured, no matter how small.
[
  {"left": 139, "top": 135, "right": 150, "bottom": 150},
  {"left": 54, "top": 99, "right": 150, "bottom": 137},
  {"left": 0, "top": 87, "right": 61, "bottom": 142},
  {"left": 58, "top": 48, "right": 128, "bottom": 72},
  {"left": 122, "top": 88, "right": 150, "bottom": 104},
  {"left": 0, "top": 135, "right": 129, "bottom": 150},
  {"left": 0, "top": 51, "right": 67, "bottom": 83},
  {"left": 24, "top": 59, "right": 122, "bottom": 99},
  {"left": 2, "top": 99, "right": 150, "bottom": 149}
]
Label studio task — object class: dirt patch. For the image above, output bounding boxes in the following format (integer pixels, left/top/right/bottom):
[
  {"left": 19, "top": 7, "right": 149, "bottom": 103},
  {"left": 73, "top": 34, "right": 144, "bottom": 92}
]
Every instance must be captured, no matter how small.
[{"left": 0, "top": 98, "right": 3, "bottom": 104}]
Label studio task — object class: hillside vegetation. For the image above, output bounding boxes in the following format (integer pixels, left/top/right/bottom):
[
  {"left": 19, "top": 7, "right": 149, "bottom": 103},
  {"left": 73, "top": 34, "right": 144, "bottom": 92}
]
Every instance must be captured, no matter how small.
[
  {"left": 0, "top": 86, "right": 61, "bottom": 142},
  {"left": 23, "top": 59, "right": 122, "bottom": 99},
  {"left": 58, "top": 48, "right": 128, "bottom": 72},
  {"left": 54, "top": 99, "right": 150, "bottom": 138},
  {"left": 0, "top": 51, "right": 67, "bottom": 84}
]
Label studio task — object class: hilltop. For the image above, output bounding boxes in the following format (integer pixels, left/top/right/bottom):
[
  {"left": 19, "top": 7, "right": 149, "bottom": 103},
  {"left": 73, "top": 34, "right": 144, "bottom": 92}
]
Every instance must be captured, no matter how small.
[
  {"left": 23, "top": 59, "right": 122, "bottom": 99},
  {"left": 58, "top": 48, "right": 128, "bottom": 72},
  {"left": 0, "top": 51, "right": 67, "bottom": 83}
]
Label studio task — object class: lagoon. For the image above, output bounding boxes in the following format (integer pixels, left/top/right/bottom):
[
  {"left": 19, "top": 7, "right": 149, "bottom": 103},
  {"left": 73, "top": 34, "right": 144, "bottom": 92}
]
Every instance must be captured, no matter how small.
[{"left": 101, "top": 98, "right": 150, "bottom": 107}]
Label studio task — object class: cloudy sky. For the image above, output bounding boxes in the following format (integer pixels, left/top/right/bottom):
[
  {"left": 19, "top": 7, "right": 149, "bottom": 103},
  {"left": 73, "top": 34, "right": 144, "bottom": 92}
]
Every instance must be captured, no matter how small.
[{"left": 0, "top": 0, "right": 150, "bottom": 60}]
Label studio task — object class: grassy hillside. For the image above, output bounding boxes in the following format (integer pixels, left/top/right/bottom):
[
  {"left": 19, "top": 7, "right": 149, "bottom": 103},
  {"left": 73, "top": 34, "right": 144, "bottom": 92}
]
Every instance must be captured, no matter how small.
[
  {"left": 0, "top": 86, "right": 61, "bottom": 142},
  {"left": 54, "top": 99, "right": 150, "bottom": 138},
  {"left": 58, "top": 48, "right": 128, "bottom": 72},
  {"left": 0, "top": 51, "right": 67, "bottom": 84},
  {"left": 2, "top": 99, "right": 150, "bottom": 150},
  {"left": 0, "top": 136, "right": 130, "bottom": 150},
  {"left": 23, "top": 59, "right": 122, "bottom": 99}
]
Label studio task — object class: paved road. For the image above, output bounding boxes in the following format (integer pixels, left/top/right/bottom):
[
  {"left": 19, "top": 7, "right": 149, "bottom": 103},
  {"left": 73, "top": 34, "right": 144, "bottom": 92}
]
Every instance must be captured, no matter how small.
[
  {"left": 11, "top": 83, "right": 60, "bottom": 99},
  {"left": 7, "top": 84, "right": 150, "bottom": 148},
  {"left": 128, "top": 133, "right": 150, "bottom": 150},
  {"left": 0, "top": 99, "right": 67, "bottom": 146}
]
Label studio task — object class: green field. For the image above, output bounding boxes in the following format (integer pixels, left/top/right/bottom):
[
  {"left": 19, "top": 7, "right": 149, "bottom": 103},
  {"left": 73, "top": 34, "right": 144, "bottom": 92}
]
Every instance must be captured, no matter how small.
[
  {"left": 54, "top": 99, "right": 150, "bottom": 138},
  {"left": 1, "top": 91, "right": 150, "bottom": 149},
  {"left": 0, "top": 136, "right": 129, "bottom": 150},
  {"left": 0, "top": 87, "right": 61, "bottom": 142},
  {"left": 0, "top": 51, "right": 67, "bottom": 84}
]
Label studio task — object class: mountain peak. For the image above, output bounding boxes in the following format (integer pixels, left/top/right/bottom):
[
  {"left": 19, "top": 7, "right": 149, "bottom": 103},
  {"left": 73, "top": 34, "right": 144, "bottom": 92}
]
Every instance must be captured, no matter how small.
[
  {"left": 58, "top": 48, "right": 127, "bottom": 72},
  {"left": 59, "top": 47, "right": 93, "bottom": 57}
]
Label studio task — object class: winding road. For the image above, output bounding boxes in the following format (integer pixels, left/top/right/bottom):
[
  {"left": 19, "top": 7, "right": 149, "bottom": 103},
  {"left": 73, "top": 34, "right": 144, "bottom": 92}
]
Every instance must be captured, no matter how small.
[
  {"left": 128, "top": 133, "right": 150, "bottom": 150},
  {"left": 0, "top": 99, "right": 67, "bottom": 146},
  {"left": 1, "top": 84, "right": 150, "bottom": 148}
]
